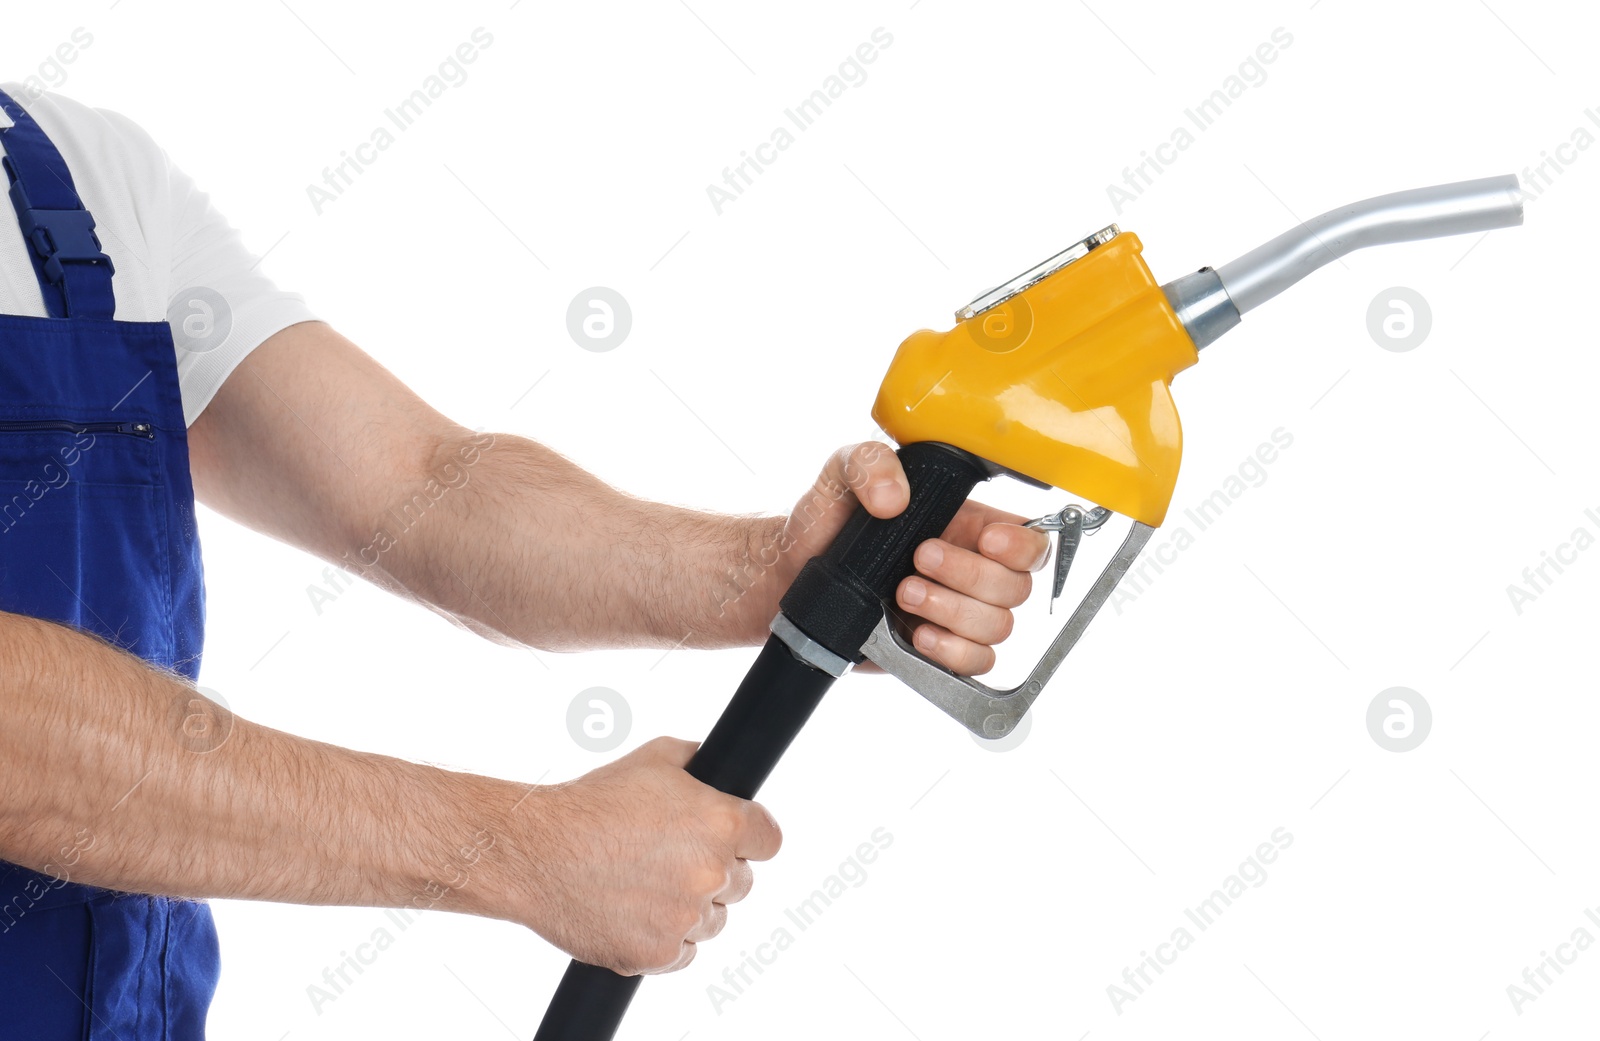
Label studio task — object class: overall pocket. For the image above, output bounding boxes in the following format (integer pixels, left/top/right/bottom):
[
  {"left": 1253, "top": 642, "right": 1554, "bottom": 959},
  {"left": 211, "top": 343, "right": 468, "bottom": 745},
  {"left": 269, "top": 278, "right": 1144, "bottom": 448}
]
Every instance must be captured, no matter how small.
[{"left": 0, "top": 419, "right": 174, "bottom": 664}]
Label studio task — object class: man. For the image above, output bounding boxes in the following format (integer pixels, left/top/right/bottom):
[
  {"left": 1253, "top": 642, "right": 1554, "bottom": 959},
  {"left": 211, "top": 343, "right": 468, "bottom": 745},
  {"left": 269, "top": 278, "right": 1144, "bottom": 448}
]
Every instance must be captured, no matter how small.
[{"left": 0, "top": 87, "right": 1049, "bottom": 1037}]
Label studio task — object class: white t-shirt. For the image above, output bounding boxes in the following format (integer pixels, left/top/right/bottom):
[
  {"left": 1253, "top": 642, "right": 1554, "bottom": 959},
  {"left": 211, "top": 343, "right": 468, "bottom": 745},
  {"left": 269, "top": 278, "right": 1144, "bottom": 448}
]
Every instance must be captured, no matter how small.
[{"left": 0, "top": 86, "right": 316, "bottom": 426}]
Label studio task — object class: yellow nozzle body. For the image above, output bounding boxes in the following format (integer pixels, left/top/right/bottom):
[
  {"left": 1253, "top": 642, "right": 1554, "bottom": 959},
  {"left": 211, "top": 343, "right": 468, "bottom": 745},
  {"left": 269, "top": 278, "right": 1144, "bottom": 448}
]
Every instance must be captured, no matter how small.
[{"left": 873, "top": 231, "right": 1197, "bottom": 527}]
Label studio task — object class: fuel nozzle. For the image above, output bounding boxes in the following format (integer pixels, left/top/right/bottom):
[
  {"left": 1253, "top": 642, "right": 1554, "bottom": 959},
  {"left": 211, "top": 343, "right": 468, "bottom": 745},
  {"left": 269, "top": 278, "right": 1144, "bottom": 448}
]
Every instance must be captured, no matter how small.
[{"left": 1162, "top": 174, "right": 1524, "bottom": 348}]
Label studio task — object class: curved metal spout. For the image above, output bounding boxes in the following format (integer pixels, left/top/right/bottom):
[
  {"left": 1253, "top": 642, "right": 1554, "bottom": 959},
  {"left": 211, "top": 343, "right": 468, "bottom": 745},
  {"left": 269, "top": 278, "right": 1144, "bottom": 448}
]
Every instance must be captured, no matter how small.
[{"left": 1163, "top": 174, "right": 1523, "bottom": 348}]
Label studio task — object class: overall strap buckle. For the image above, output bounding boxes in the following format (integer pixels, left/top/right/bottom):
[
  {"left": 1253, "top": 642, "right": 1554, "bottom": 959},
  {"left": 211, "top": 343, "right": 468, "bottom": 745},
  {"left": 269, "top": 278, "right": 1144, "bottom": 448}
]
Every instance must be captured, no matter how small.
[
  {"left": 9, "top": 178, "right": 115, "bottom": 286},
  {"left": 0, "top": 86, "right": 118, "bottom": 320}
]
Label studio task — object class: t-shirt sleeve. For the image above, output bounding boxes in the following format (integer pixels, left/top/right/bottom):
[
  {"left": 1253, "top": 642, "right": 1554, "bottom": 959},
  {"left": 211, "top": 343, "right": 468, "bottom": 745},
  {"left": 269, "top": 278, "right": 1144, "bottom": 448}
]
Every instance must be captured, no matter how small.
[
  {"left": 0, "top": 91, "right": 315, "bottom": 425},
  {"left": 160, "top": 153, "right": 319, "bottom": 426}
]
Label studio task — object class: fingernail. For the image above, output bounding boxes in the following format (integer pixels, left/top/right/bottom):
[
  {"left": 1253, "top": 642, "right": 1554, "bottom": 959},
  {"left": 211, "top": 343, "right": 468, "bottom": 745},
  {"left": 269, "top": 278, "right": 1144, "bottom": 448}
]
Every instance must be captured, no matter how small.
[
  {"left": 868, "top": 478, "right": 900, "bottom": 510},
  {"left": 918, "top": 541, "right": 944, "bottom": 570},
  {"left": 902, "top": 578, "right": 927, "bottom": 607},
  {"left": 915, "top": 627, "right": 938, "bottom": 653}
]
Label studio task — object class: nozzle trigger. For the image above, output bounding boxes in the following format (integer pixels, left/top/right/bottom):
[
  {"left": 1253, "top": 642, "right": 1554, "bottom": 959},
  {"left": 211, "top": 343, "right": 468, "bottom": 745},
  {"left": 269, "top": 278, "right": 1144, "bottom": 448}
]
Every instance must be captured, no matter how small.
[
  {"left": 1051, "top": 510, "right": 1083, "bottom": 613},
  {"left": 1024, "top": 504, "right": 1111, "bottom": 614}
]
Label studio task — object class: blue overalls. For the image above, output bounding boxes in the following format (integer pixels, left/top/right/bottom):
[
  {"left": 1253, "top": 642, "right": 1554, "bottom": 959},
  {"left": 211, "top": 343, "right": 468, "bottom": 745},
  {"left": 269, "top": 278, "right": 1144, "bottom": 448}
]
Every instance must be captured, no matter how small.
[{"left": 0, "top": 89, "right": 219, "bottom": 1038}]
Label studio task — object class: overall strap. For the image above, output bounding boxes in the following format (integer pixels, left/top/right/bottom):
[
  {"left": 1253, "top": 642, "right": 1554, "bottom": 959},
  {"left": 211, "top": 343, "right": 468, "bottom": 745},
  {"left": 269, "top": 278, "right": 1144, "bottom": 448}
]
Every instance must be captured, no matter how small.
[{"left": 0, "top": 89, "right": 115, "bottom": 320}]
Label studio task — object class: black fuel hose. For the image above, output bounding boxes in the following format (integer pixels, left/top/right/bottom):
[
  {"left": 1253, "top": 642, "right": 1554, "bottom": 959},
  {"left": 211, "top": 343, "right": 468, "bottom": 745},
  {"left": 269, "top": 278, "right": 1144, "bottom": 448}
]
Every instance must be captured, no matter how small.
[{"left": 532, "top": 442, "right": 989, "bottom": 1040}]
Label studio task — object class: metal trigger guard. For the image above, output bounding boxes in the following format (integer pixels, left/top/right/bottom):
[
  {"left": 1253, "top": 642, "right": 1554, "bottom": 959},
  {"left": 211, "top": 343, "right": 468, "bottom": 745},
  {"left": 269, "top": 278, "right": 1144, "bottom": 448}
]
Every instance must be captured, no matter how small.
[{"left": 860, "top": 519, "right": 1155, "bottom": 739}]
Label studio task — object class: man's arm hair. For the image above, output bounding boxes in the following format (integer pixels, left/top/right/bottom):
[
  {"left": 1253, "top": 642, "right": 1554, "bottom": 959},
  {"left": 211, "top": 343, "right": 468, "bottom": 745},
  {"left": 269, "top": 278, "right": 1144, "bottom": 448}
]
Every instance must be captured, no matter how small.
[
  {"left": 0, "top": 609, "right": 779, "bottom": 972},
  {"left": 187, "top": 321, "right": 784, "bottom": 652},
  {"left": 0, "top": 609, "right": 526, "bottom": 920}
]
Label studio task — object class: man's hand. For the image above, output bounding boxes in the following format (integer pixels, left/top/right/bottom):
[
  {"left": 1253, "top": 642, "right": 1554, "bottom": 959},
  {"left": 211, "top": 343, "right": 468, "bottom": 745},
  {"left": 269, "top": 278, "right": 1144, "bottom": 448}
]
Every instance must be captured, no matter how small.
[
  {"left": 515, "top": 738, "right": 780, "bottom": 975},
  {"left": 755, "top": 443, "right": 1051, "bottom": 676}
]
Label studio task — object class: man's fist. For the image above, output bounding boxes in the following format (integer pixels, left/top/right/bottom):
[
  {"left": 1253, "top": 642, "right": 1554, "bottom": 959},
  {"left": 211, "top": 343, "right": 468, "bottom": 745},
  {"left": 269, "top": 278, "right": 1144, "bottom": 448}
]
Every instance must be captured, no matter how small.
[
  {"left": 516, "top": 738, "right": 781, "bottom": 975},
  {"left": 772, "top": 442, "right": 1052, "bottom": 675}
]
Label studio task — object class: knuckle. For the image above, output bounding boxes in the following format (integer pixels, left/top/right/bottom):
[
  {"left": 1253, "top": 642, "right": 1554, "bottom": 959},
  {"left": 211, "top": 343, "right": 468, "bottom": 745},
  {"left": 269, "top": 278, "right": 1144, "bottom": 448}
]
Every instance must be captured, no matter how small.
[
  {"left": 693, "top": 862, "right": 729, "bottom": 898},
  {"left": 973, "top": 551, "right": 1009, "bottom": 584},
  {"left": 653, "top": 940, "right": 684, "bottom": 970},
  {"left": 627, "top": 936, "right": 669, "bottom": 975},
  {"left": 656, "top": 903, "right": 695, "bottom": 943},
  {"left": 843, "top": 444, "right": 877, "bottom": 488},
  {"left": 957, "top": 596, "right": 991, "bottom": 632},
  {"left": 814, "top": 468, "right": 847, "bottom": 502},
  {"left": 943, "top": 639, "right": 985, "bottom": 675},
  {"left": 958, "top": 554, "right": 992, "bottom": 594},
  {"left": 643, "top": 735, "right": 689, "bottom": 761},
  {"left": 749, "top": 803, "right": 782, "bottom": 855},
  {"left": 971, "top": 645, "right": 997, "bottom": 675},
  {"left": 706, "top": 800, "right": 744, "bottom": 841},
  {"left": 855, "top": 440, "right": 888, "bottom": 470}
]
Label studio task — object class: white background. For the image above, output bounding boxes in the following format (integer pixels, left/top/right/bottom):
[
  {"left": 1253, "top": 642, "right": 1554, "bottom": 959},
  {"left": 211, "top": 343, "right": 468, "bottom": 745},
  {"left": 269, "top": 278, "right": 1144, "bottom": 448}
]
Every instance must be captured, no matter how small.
[{"left": 4, "top": 1, "right": 1597, "bottom": 1038}]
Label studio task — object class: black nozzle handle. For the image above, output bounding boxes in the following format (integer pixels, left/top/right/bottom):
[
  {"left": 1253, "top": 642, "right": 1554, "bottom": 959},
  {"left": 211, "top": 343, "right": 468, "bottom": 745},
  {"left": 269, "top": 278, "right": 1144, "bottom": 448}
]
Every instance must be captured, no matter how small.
[
  {"left": 779, "top": 441, "right": 992, "bottom": 662},
  {"left": 531, "top": 442, "right": 990, "bottom": 1041}
]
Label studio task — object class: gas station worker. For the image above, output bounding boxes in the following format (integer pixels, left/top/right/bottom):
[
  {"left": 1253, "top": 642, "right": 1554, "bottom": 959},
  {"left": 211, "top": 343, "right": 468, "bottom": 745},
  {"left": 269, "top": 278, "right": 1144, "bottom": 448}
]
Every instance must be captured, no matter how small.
[{"left": 0, "top": 87, "right": 1049, "bottom": 1038}]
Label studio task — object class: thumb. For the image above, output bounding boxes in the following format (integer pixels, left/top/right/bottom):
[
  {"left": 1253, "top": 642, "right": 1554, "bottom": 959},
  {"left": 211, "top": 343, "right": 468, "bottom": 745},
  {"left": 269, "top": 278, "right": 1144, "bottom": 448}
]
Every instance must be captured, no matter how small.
[
  {"left": 643, "top": 736, "right": 700, "bottom": 770},
  {"left": 785, "top": 443, "right": 908, "bottom": 558},
  {"left": 824, "top": 442, "right": 909, "bottom": 519}
]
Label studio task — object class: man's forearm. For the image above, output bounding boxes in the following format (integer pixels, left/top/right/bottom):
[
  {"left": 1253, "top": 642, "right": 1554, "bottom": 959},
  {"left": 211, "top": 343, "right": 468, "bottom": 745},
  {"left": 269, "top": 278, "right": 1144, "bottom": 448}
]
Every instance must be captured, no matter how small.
[
  {"left": 358, "top": 430, "right": 791, "bottom": 652},
  {"left": 188, "top": 325, "right": 928, "bottom": 659},
  {"left": 0, "top": 611, "right": 531, "bottom": 922}
]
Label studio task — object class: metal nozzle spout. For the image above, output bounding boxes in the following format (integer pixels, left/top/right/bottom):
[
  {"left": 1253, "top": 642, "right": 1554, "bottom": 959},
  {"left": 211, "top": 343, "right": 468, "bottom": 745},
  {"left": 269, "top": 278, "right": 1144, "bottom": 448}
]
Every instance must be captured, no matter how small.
[{"left": 1163, "top": 174, "right": 1524, "bottom": 349}]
